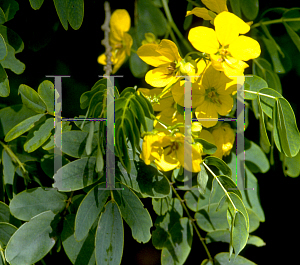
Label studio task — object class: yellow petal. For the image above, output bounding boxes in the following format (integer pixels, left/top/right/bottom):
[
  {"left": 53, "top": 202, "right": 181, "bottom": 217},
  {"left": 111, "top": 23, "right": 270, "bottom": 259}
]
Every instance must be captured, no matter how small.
[
  {"left": 112, "top": 50, "right": 127, "bottom": 74},
  {"left": 229, "top": 36, "right": 261, "bottom": 61},
  {"left": 137, "top": 43, "right": 171, "bottom": 67},
  {"left": 188, "top": 27, "right": 219, "bottom": 54},
  {"left": 200, "top": 63, "right": 220, "bottom": 90},
  {"left": 215, "top": 94, "right": 233, "bottom": 115},
  {"left": 223, "top": 57, "right": 248, "bottom": 78},
  {"left": 186, "top": 7, "right": 213, "bottom": 20},
  {"left": 177, "top": 143, "right": 202, "bottom": 172},
  {"left": 195, "top": 100, "right": 218, "bottom": 128},
  {"left": 154, "top": 152, "right": 180, "bottom": 172},
  {"left": 145, "top": 65, "right": 174, "bottom": 87},
  {"left": 157, "top": 39, "right": 182, "bottom": 63},
  {"left": 124, "top": 32, "right": 133, "bottom": 56},
  {"left": 110, "top": 9, "right": 131, "bottom": 41},
  {"left": 214, "top": 11, "right": 250, "bottom": 46},
  {"left": 202, "top": 0, "right": 228, "bottom": 14}
]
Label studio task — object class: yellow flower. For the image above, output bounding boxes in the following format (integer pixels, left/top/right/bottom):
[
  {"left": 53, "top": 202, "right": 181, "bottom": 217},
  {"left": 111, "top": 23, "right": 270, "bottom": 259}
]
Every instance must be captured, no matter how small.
[
  {"left": 140, "top": 132, "right": 203, "bottom": 172},
  {"left": 171, "top": 59, "right": 207, "bottom": 106},
  {"left": 186, "top": 0, "right": 228, "bottom": 23},
  {"left": 188, "top": 11, "right": 261, "bottom": 77},
  {"left": 194, "top": 63, "right": 237, "bottom": 128},
  {"left": 137, "top": 39, "right": 183, "bottom": 88},
  {"left": 97, "top": 9, "right": 133, "bottom": 74},
  {"left": 211, "top": 122, "right": 235, "bottom": 159},
  {"left": 137, "top": 88, "right": 174, "bottom": 112}
]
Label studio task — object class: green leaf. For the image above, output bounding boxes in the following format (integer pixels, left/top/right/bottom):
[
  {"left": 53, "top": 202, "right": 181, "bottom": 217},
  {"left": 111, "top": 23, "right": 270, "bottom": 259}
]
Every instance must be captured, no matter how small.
[
  {"left": 226, "top": 192, "right": 249, "bottom": 231},
  {"left": 247, "top": 235, "right": 266, "bottom": 247},
  {"left": 5, "top": 211, "right": 56, "bottom": 265},
  {"left": 18, "top": 84, "right": 46, "bottom": 114},
  {"left": 252, "top": 58, "right": 282, "bottom": 94},
  {"left": 116, "top": 160, "right": 170, "bottom": 198},
  {"left": 215, "top": 175, "right": 242, "bottom": 200},
  {"left": 24, "top": 118, "right": 54, "bottom": 152},
  {"left": 232, "top": 211, "right": 248, "bottom": 258},
  {"left": 183, "top": 2, "right": 193, "bottom": 30},
  {"left": 214, "top": 252, "right": 256, "bottom": 264},
  {"left": 227, "top": 153, "right": 265, "bottom": 222},
  {"left": 2, "top": 149, "right": 15, "bottom": 185},
  {"left": 61, "top": 214, "right": 96, "bottom": 265},
  {"left": 283, "top": 8, "right": 300, "bottom": 31},
  {"left": 129, "top": 29, "right": 148, "bottom": 78},
  {"left": 9, "top": 187, "right": 67, "bottom": 221},
  {"left": 195, "top": 138, "right": 217, "bottom": 155},
  {"left": 0, "top": 0, "right": 19, "bottom": 22},
  {"left": 257, "top": 95, "right": 271, "bottom": 147},
  {"left": 284, "top": 150, "right": 300, "bottom": 177},
  {"left": 244, "top": 75, "right": 268, "bottom": 100},
  {"left": 29, "top": 0, "right": 44, "bottom": 10},
  {"left": 152, "top": 189, "right": 172, "bottom": 215},
  {"left": 0, "top": 104, "right": 36, "bottom": 138},
  {"left": 206, "top": 229, "right": 231, "bottom": 244},
  {"left": 40, "top": 153, "right": 69, "bottom": 178},
  {"left": 0, "top": 8, "right": 5, "bottom": 24},
  {"left": 0, "top": 75, "right": 8, "bottom": 97},
  {"left": 136, "top": 0, "right": 168, "bottom": 44},
  {"left": 161, "top": 217, "right": 193, "bottom": 265},
  {"left": 80, "top": 80, "right": 106, "bottom": 109},
  {"left": 95, "top": 201, "right": 123, "bottom": 265},
  {"left": 4, "top": 113, "right": 45, "bottom": 142},
  {"left": 0, "top": 25, "right": 24, "bottom": 54},
  {"left": 283, "top": 16, "right": 300, "bottom": 52},
  {"left": 261, "top": 35, "right": 286, "bottom": 74},
  {"left": 258, "top": 88, "right": 282, "bottom": 118},
  {"left": 197, "top": 164, "right": 208, "bottom": 195},
  {"left": 0, "top": 63, "right": 7, "bottom": 83},
  {"left": 240, "top": 0, "right": 259, "bottom": 20},
  {"left": 229, "top": 0, "right": 241, "bottom": 18},
  {"left": 74, "top": 182, "right": 109, "bottom": 241},
  {"left": 67, "top": 0, "right": 84, "bottom": 30},
  {"left": 85, "top": 120, "right": 94, "bottom": 156},
  {"left": 38, "top": 80, "right": 55, "bottom": 115},
  {"left": 204, "top": 156, "right": 232, "bottom": 178},
  {"left": 276, "top": 98, "right": 300, "bottom": 157},
  {"left": 53, "top": 0, "right": 68, "bottom": 30},
  {"left": 53, "top": 157, "right": 102, "bottom": 192},
  {"left": 245, "top": 138, "right": 270, "bottom": 173},
  {"left": 0, "top": 223, "right": 17, "bottom": 248},
  {"left": 61, "top": 130, "right": 98, "bottom": 158},
  {"left": 113, "top": 183, "right": 152, "bottom": 243},
  {"left": 0, "top": 43, "right": 25, "bottom": 74},
  {"left": 0, "top": 33, "right": 7, "bottom": 61},
  {"left": 195, "top": 203, "right": 228, "bottom": 232},
  {"left": 247, "top": 208, "right": 260, "bottom": 233}
]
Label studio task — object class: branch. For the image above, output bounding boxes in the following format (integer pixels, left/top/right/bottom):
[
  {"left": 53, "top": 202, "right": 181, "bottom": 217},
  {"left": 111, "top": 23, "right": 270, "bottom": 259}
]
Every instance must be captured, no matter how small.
[{"left": 101, "top": 1, "right": 113, "bottom": 76}]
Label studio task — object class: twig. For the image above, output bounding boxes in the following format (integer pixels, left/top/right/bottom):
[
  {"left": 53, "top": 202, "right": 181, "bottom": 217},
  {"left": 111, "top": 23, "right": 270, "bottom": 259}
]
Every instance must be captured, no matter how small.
[{"left": 101, "top": 2, "right": 113, "bottom": 76}]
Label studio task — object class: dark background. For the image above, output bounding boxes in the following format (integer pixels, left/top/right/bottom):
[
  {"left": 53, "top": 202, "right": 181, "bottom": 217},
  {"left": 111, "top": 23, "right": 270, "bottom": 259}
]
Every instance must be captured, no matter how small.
[{"left": 1, "top": 0, "right": 300, "bottom": 264}]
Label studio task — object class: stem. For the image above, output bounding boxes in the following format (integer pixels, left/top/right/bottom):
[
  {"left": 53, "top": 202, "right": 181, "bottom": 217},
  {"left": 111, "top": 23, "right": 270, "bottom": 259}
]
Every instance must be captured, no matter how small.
[
  {"left": 0, "top": 249, "right": 7, "bottom": 265},
  {"left": 168, "top": 23, "right": 183, "bottom": 56},
  {"left": 62, "top": 191, "right": 74, "bottom": 216},
  {"left": 0, "top": 141, "right": 28, "bottom": 178},
  {"left": 244, "top": 90, "right": 277, "bottom": 99},
  {"left": 162, "top": 0, "right": 194, "bottom": 53},
  {"left": 186, "top": 0, "right": 201, "bottom": 7},
  {"left": 251, "top": 17, "right": 300, "bottom": 29},
  {"left": 203, "top": 162, "right": 237, "bottom": 212},
  {"left": 164, "top": 175, "right": 212, "bottom": 260}
]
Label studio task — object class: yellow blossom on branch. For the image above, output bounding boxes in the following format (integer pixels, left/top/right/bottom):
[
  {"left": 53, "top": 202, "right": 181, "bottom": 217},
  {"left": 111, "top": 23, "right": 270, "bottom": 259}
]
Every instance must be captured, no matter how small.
[
  {"left": 188, "top": 11, "right": 261, "bottom": 77},
  {"left": 137, "top": 39, "right": 183, "bottom": 88},
  {"left": 140, "top": 132, "right": 203, "bottom": 172},
  {"left": 194, "top": 63, "right": 238, "bottom": 128},
  {"left": 97, "top": 9, "right": 133, "bottom": 74}
]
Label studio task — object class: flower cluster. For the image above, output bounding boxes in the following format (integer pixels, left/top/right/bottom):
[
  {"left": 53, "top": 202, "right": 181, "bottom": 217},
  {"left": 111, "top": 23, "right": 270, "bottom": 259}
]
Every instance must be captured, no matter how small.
[
  {"left": 137, "top": 9, "right": 260, "bottom": 172},
  {"left": 98, "top": 5, "right": 261, "bottom": 173}
]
